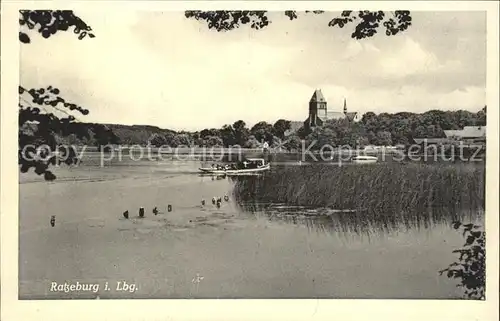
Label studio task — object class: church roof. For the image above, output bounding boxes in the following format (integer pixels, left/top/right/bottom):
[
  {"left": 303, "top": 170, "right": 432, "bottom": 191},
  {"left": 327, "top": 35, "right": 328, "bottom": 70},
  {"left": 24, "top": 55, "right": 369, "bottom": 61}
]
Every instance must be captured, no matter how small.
[
  {"left": 324, "top": 111, "right": 345, "bottom": 120},
  {"left": 345, "top": 112, "right": 358, "bottom": 121},
  {"left": 310, "top": 89, "right": 326, "bottom": 103}
]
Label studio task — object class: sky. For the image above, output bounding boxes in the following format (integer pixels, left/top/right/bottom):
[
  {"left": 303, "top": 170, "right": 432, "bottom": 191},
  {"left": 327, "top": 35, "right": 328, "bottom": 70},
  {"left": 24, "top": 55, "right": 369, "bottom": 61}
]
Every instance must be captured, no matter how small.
[{"left": 20, "top": 11, "right": 487, "bottom": 131}]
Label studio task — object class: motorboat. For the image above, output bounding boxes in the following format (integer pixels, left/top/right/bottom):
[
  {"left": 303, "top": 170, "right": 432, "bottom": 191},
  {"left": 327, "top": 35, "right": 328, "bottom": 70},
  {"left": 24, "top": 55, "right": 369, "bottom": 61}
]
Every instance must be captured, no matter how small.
[
  {"left": 352, "top": 155, "right": 378, "bottom": 164},
  {"left": 199, "top": 158, "right": 270, "bottom": 175}
]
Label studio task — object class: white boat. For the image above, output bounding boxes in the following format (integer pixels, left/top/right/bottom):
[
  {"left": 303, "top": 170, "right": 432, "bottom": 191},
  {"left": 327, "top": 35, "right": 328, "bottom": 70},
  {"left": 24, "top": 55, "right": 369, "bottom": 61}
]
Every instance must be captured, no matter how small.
[
  {"left": 199, "top": 158, "right": 270, "bottom": 175},
  {"left": 352, "top": 155, "right": 378, "bottom": 164}
]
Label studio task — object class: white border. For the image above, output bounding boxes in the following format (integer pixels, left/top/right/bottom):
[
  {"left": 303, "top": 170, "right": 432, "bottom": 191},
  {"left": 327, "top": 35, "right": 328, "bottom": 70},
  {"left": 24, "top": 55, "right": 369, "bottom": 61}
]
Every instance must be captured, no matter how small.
[{"left": 2, "top": 2, "right": 499, "bottom": 321}]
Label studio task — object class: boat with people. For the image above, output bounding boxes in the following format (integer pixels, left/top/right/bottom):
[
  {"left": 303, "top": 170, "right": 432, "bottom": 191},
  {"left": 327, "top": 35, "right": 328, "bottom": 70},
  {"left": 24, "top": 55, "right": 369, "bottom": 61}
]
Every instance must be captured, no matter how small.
[
  {"left": 351, "top": 155, "right": 378, "bottom": 164},
  {"left": 199, "top": 158, "right": 270, "bottom": 175}
]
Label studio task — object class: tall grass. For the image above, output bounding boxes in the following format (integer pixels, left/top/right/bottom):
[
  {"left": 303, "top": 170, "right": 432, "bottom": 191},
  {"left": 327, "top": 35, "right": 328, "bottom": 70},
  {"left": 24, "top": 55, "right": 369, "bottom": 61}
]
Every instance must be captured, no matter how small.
[{"left": 232, "top": 163, "right": 485, "bottom": 231}]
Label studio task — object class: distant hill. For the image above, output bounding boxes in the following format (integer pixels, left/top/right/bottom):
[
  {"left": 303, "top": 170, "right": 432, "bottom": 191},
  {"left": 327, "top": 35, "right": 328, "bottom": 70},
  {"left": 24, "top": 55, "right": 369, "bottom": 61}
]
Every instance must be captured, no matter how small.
[
  {"left": 102, "top": 124, "right": 176, "bottom": 145},
  {"left": 21, "top": 122, "right": 177, "bottom": 146}
]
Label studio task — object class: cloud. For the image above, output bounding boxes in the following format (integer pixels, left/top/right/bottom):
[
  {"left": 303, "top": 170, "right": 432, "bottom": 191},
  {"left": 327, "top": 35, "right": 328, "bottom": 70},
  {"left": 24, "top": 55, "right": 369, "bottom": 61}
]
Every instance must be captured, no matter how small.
[
  {"left": 20, "top": 11, "right": 486, "bottom": 130},
  {"left": 378, "top": 37, "right": 442, "bottom": 77},
  {"left": 318, "top": 85, "right": 485, "bottom": 116}
]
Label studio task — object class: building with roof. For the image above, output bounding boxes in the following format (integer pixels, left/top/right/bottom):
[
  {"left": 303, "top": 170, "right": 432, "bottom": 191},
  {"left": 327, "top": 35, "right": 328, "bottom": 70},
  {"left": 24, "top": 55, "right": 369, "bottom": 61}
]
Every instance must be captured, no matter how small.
[
  {"left": 444, "top": 126, "right": 486, "bottom": 143},
  {"left": 413, "top": 138, "right": 452, "bottom": 145},
  {"left": 413, "top": 125, "right": 486, "bottom": 146},
  {"left": 303, "top": 89, "right": 361, "bottom": 131},
  {"left": 283, "top": 89, "right": 361, "bottom": 137}
]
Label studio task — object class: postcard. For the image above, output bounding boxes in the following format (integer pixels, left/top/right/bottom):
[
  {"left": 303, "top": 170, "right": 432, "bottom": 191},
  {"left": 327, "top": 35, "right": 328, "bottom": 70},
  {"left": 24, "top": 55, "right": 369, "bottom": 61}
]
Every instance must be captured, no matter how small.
[{"left": 1, "top": 1, "right": 499, "bottom": 320}]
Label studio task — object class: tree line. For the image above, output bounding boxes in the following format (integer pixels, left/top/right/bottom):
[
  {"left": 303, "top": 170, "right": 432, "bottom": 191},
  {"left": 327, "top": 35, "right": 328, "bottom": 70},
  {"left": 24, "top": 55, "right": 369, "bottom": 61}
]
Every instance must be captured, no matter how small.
[
  {"left": 50, "top": 106, "right": 486, "bottom": 151},
  {"left": 297, "top": 107, "right": 487, "bottom": 150}
]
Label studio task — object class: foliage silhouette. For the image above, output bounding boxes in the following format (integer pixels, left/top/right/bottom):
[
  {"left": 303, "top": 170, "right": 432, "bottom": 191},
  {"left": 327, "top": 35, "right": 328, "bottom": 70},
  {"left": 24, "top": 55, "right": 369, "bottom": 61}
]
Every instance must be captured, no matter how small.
[
  {"left": 439, "top": 221, "right": 486, "bottom": 300},
  {"left": 185, "top": 10, "right": 412, "bottom": 39},
  {"left": 19, "top": 10, "right": 118, "bottom": 180},
  {"left": 20, "top": 86, "right": 85, "bottom": 180},
  {"left": 19, "top": 10, "right": 94, "bottom": 43}
]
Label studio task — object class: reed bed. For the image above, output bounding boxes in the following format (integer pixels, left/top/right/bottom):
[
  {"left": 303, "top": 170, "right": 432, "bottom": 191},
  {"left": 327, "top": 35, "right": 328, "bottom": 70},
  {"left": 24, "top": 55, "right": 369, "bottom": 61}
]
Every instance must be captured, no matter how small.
[{"left": 233, "top": 163, "right": 485, "bottom": 231}]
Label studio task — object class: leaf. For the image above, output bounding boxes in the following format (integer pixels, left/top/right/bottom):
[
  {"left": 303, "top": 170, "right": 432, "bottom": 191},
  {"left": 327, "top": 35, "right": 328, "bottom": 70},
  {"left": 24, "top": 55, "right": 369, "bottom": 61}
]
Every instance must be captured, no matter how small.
[
  {"left": 284, "top": 11, "right": 297, "bottom": 21},
  {"left": 471, "top": 231, "right": 482, "bottom": 238},
  {"left": 19, "top": 32, "right": 31, "bottom": 44},
  {"left": 20, "top": 163, "right": 31, "bottom": 173},
  {"left": 44, "top": 171, "right": 56, "bottom": 181},
  {"left": 465, "top": 235, "right": 475, "bottom": 246}
]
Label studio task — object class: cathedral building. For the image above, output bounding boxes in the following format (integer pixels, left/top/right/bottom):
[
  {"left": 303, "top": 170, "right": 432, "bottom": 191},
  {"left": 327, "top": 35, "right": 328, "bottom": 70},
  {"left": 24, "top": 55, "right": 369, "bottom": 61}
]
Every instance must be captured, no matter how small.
[
  {"left": 303, "top": 89, "right": 360, "bottom": 130},
  {"left": 285, "top": 89, "right": 361, "bottom": 137}
]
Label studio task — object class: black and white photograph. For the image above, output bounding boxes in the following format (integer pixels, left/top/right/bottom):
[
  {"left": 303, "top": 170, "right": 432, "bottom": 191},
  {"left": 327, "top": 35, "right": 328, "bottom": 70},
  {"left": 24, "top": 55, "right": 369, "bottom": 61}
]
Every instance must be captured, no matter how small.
[{"left": 1, "top": 1, "right": 499, "bottom": 320}]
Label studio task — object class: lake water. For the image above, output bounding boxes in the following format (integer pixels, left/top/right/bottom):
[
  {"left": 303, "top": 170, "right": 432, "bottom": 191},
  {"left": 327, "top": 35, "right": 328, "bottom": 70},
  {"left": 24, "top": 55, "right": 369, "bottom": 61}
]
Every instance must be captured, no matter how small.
[{"left": 18, "top": 154, "right": 483, "bottom": 299}]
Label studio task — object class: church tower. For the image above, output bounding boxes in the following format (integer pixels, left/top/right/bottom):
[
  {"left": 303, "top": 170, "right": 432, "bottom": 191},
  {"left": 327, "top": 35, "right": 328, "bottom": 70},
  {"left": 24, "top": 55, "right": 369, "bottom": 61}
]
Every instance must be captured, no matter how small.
[
  {"left": 305, "top": 89, "right": 327, "bottom": 128},
  {"left": 343, "top": 98, "right": 347, "bottom": 114}
]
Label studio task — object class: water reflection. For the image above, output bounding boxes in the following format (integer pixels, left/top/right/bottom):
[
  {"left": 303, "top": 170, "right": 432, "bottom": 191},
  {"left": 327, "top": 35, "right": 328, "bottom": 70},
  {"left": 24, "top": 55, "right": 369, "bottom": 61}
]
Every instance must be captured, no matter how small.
[
  {"left": 49, "top": 151, "right": 484, "bottom": 237},
  {"left": 192, "top": 168, "right": 484, "bottom": 238},
  {"left": 235, "top": 200, "right": 482, "bottom": 238}
]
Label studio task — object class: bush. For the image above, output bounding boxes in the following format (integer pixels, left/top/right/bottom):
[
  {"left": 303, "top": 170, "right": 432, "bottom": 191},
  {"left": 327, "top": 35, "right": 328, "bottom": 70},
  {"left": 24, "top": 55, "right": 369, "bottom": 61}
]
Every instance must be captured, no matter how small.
[{"left": 439, "top": 221, "right": 486, "bottom": 300}]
